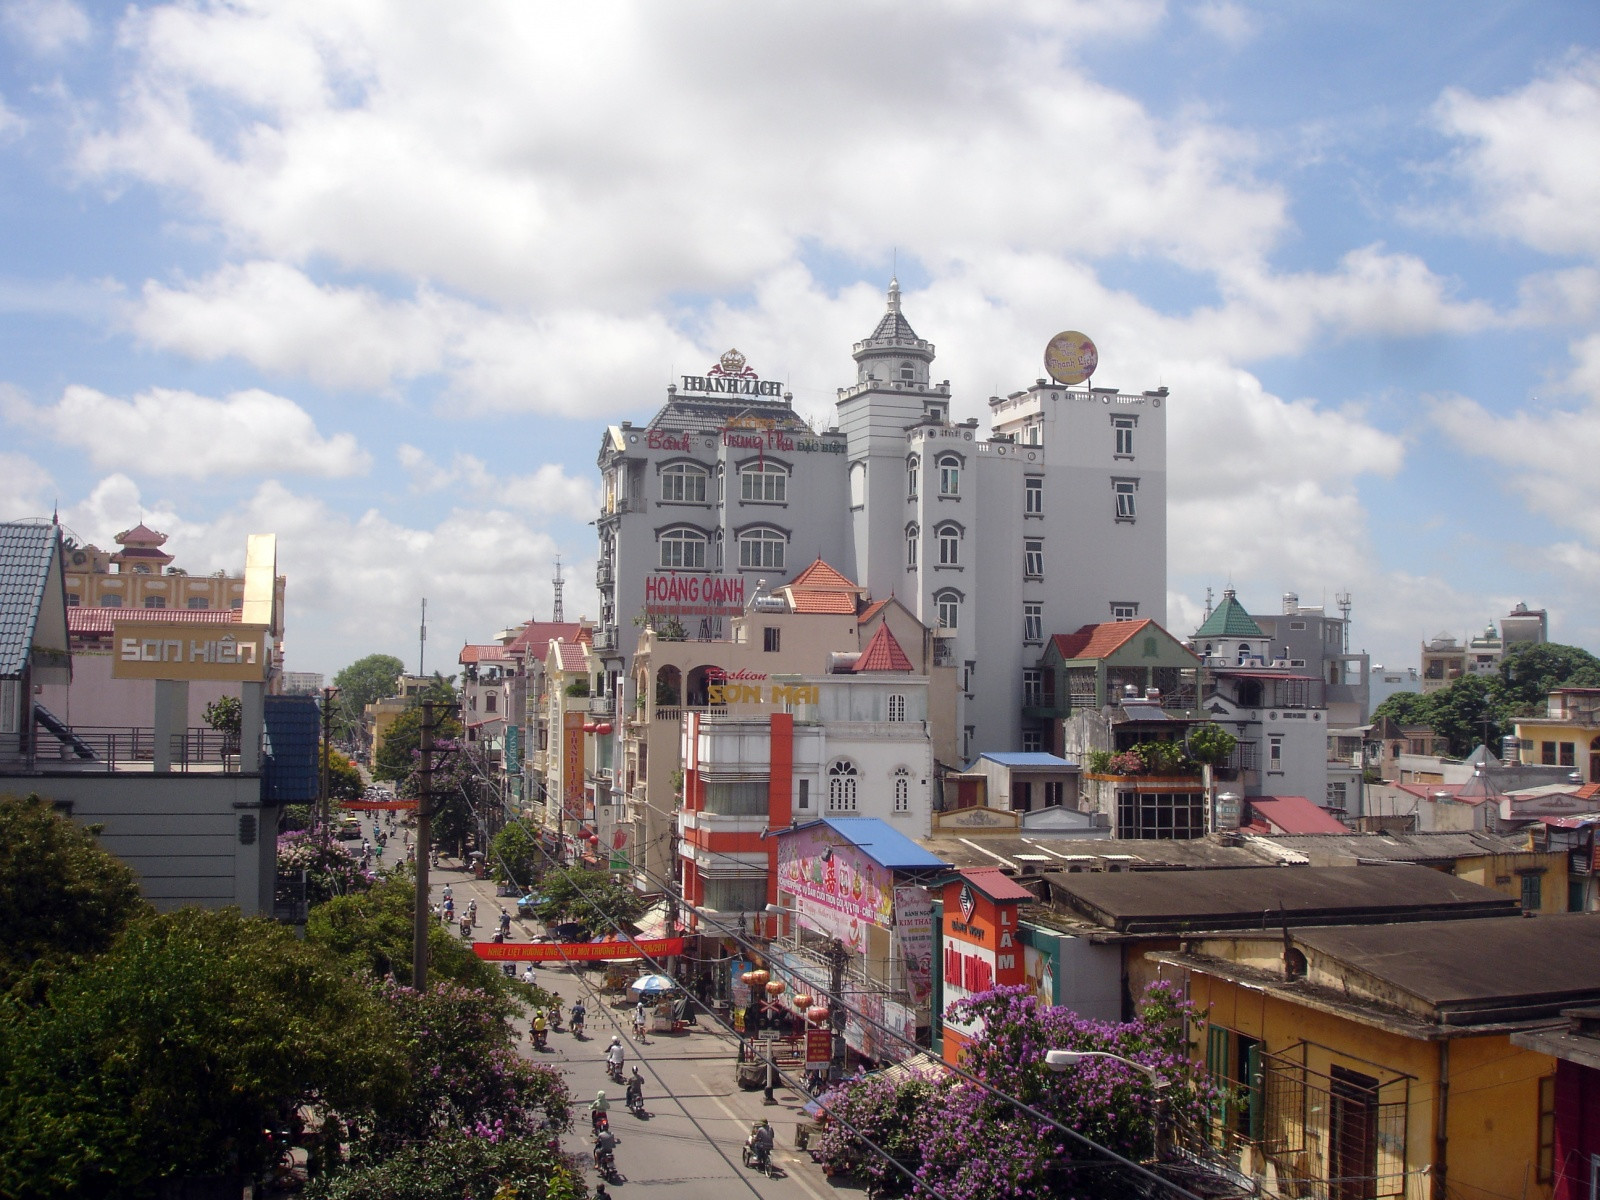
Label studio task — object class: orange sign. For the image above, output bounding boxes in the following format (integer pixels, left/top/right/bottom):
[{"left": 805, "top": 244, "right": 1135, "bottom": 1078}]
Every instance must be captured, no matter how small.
[
  {"left": 112, "top": 621, "right": 272, "bottom": 682},
  {"left": 472, "top": 937, "right": 684, "bottom": 962},
  {"left": 563, "top": 710, "right": 585, "bottom": 820}
]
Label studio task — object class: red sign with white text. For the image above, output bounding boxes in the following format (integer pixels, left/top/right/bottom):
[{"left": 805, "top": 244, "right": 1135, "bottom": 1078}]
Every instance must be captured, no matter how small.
[{"left": 472, "top": 937, "right": 684, "bottom": 962}]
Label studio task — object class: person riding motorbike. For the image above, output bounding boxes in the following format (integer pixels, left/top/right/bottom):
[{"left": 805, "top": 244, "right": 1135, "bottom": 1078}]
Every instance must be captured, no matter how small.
[
  {"left": 625, "top": 1066, "right": 644, "bottom": 1114},
  {"left": 590, "top": 1090, "right": 610, "bottom": 1133},
  {"left": 547, "top": 1000, "right": 563, "bottom": 1031},
  {"left": 498, "top": 907, "right": 512, "bottom": 937},
  {"left": 605, "top": 1036, "right": 625, "bottom": 1082},
  {"left": 569, "top": 1000, "right": 586, "bottom": 1036},
  {"left": 467, "top": 899, "right": 477, "bottom": 926},
  {"left": 531, "top": 1010, "right": 548, "bottom": 1048},
  {"left": 746, "top": 1118, "right": 775, "bottom": 1169},
  {"left": 592, "top": 1125, "right": 618, "bottom": 1175}
]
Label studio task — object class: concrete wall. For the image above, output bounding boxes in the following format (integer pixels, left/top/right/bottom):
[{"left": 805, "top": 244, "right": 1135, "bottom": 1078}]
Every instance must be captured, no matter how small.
[
  {"left": 38, "top": 652, "right": 244, "bottom": 729},
  {"left": 13, "top": 771, "right": 277, "bottom": 915}
]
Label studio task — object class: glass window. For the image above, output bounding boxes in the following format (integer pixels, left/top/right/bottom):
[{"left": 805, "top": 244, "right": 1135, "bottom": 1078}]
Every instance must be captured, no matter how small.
[
  {"left": 1024, "top": 476, "right": 1043, "bottom": 515},
  {"left": 938, "top": 454, "right": 960, "bottom": 496},
  {"left": 1522, "top": 872, "right": 1543, "bottom": 911},
  {"left": 906, "top": 526, "right": 918, "bottom": 570},
  {"left": 828, "top": 760, "right": 859, "bottom": 813},
  {"left": 1561, "top": 742, "right": 1576, "bottom": 767},
  {"left": 660, "top": 462, "right": 707, "bottom": 502},
  {"left": 1111, "top": 602, "right": 1138, "bottom": 620},
  {"left": 935, "top": 591, "right": 960, "bottom": 632},
  {"left": 1114, "top": 479, "right": 1137, "bottom": 520},
  {"left": 739, "top": 528, "right": 786, "bottom": 570},
  {"left": 66, "top": 593, "right": 79, "bottom": 607},
  {"left": 1113, "top": 416, "right": 1135, "bottom": 456},
  {"left": 763, "top": 627, "right": 781, "bottom": 652},
  {"left": 894, "top": 768, "right": 911, "bottom": 812},
  {"left": 1024, "top": 602, "right": 1043, "bottom": 643},
  {"left": 797, "top": 778, "right": 810, "bottom": 810},
  {"left": 741, "top": 462, "right": 788, "bottom": 503},
  {"left": 485, "top": 692, "right": 497, "bottom": 713},
  {"left": 937, "top": 524, "right": 960, "bottom": 566},
  {"left": 1269, "top": 735, "right": 1283, "bottom": 771},
  {"left": 659, "top": 529, "right": 707, "bottom": 569},
  {"left": 1023, "top": 669, "right": 1043, "bottom": 706},
  {"left": 1021, "top": 730, "right": 1042, "bottom": 752},
  {"left": 100, "top": 594, "right": 122, "bottom": 608},
  {"left": 900, "top": 361, "right": 915, "bottom": 381},
  {"left": 143, "top": 595, "right": 165, "bottom": 609},
  {"left": 888, "top": 694, "right": 906, "bottom": 722},
  {"left": 1024, "top": 539, "right": 1043, "bottom": 578},
  {"left": 186, "top": 596, "right": 209, "bottom": 609},
  {"left": 907, "top": 458, "right": 918, "bottom": 497}
]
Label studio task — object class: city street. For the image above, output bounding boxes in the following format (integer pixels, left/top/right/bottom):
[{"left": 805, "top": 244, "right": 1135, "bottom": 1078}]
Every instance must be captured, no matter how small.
[{"left": 426, "top": 855, "right": 852, "bottom": 1199}]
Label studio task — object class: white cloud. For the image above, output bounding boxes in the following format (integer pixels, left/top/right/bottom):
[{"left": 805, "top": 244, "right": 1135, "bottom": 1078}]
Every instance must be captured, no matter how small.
[
  {"left": 1435, "top": 51, "right": 1600, "bottom": 260},
  {"left": 8, "top": 384, "right": 371, "bottom": 479},
  {"left": 64, "top": 475, "right": 599, "bottom": 675},
  {"left": 0, "top": 443, "right": 54, "bottom": 517},
  {"left": 1189, "top": 1, "right": 1255, "bottom": 47},
  {"left": 397, "top": 446, "right": 599, "bottom": 521},
  {"left": 2, "top": 0, "right": 89, "bottom": 54},
  {"left": 0, "top": 93, "right": 24, "bottom": 141}
]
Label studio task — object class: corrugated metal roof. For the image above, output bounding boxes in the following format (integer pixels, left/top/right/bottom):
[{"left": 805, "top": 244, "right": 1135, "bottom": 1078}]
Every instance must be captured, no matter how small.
[
  {"left": 973, "top": 751, "right": 1076, "bottom": 769},
  {"left": 788, "top": 817, "right": 949, "bottom": 870},
  {"left": 956, "top": 866, "right": 1036, "bottom": 902},
  {"left": 0, "top": 521, "right": 59, "bottom": 677},
  {"left": 1246, "top": 795, "right": 1350, "bottom": 835}
]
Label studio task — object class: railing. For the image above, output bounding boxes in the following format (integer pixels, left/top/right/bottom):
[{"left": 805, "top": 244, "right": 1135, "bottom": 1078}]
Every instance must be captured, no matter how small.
[
  {"left": 16, "top": 726, "right": 256, "bottom": 773},
  {"left": 652, "top": 705, "right": 729, "bottom": 723}
]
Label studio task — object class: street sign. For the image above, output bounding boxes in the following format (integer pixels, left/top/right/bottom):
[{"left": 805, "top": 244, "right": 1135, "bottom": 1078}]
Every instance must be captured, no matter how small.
[{"left": 805, "top": 1027, "right": 832, "bottom": 1070}]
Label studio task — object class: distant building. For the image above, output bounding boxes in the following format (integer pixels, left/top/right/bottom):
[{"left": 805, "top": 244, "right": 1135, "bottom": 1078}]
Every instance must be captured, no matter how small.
[{"left": 281, "top": 671, "right": 323, "bottom": 694}]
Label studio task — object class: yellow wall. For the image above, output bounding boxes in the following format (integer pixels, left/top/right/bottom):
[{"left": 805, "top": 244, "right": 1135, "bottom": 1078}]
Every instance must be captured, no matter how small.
[
  {"left": 1514, "top": 716, "right": 1600, "bottom": 784},
  {"left": 1452, "top": 851, "right": 1569, "bottom": 913},
  {"left": 1170, "top": 966, "right": 1555, "bottom": 1200}
]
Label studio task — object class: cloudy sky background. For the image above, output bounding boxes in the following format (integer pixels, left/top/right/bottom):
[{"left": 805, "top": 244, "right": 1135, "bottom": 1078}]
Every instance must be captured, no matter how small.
[{"left": 1, "top": 1, "right": 1597, "bottom": 679}]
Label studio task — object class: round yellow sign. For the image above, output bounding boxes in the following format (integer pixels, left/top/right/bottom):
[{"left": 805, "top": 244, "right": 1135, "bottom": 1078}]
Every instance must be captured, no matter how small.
[{"left": 1044, "top": 330, "right": 1098, "bottom": 385}]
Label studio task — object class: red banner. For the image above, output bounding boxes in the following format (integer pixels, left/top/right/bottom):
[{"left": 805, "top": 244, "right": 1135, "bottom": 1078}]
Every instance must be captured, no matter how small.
[
  {"left": 805, "top": 1026, "right": 832, "bottom": 1069},
  {"left": 472, "top": 937, "right": 684, "bottom": 962},
  {"left": 343, "top": 799, "right": 418, "bottom": 811}
]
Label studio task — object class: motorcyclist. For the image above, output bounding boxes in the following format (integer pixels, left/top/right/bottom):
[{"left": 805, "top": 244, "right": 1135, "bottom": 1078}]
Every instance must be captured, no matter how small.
[
  {"left": 570, "top": 1000, "right": 586, "bottom": 1035},
  {"left": 468, "top": 899, "right": 477, "bottom": 926},
  {"left": 590, "top": 1090, "right": 610, "bottom": 1132},
  {"left": 498, "top": 907, "right": 512, "bottom": 936},
  {"left": 531, "top": 1010, "right": 548, "bottom": 1047},
  {"left": 748, "top": 1117, "right": 775, "bottom": 1165},
  {"left": 625, "top": 1066, "right": 644, "bottom": 1112},
  {"left": 521, "top": 965, "right": 535, "bottom": 986},
  {"left": 605, "top": 1036, "right": 625, "bottom": 1080},
  {"left": 592, "top": 1124, "right": 617, "bottom": 1173},
  {"left": 548, "top": 1000, "right": 563, "bottom": 1030}
]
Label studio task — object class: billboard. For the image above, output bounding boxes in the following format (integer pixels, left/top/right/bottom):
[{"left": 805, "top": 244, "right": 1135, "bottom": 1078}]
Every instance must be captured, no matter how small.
[
  {"left": 112, "top": 621, "right": 271, "bottom": 682},
  {"left": 562, "top": 711, "right": 585, "bottom": 821},
  {"left": 777, "top": 825, "right": 896, "bottom": 952}
]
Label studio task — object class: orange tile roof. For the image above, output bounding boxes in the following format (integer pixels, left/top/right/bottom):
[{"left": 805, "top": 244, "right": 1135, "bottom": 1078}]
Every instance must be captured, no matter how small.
[
  {"left": 552, "top": 640, "right": 589, "bottom": 671},
  {"left": 851, "top": 622, "right": 914, "bottom": 673},
  {"left": 791, "top": 590, "right": 859, "bottom": 614},
  {"left": 459, "top": 644, "right": 510, "bottom": 664},
  {"left": 858, "top": 597, "right": 890, "bottom": 623},
  {"left": 68, "top": 608, "right": 240, "bottom": 633},
  {"left": 787, "top": 558, "right": 858, "bottom": 590},
  {"left": 1050, "top": 619, "right": 1153, "bottom": 661},
  {"left": 508, "top": 621, "right": 585, "bottom": 658}
]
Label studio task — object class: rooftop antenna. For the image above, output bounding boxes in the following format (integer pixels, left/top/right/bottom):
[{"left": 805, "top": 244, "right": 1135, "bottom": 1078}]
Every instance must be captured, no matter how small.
[
  {"left": 552, "top": 556, "right": 565, "bottom": 624},
  {"left": 1204, "top": 586, "right": 1214, "bottom": 620},
  {"left": 1335, "top": 591, "right": 1352, "bottom": 653},
  {"left": 419, "top": 597, "right": 427, "bottom": 677}
]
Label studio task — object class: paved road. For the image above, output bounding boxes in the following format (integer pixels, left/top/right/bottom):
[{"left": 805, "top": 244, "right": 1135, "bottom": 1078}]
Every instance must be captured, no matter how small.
[{"left": 427, "top": 855, "right": 851, "bottom": 1200}]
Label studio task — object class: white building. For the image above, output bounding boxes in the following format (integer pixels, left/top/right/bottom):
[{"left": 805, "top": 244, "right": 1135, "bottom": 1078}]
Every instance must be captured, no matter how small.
[{"left": 594, "top": 282, "right": 1169, "bottom": 764}]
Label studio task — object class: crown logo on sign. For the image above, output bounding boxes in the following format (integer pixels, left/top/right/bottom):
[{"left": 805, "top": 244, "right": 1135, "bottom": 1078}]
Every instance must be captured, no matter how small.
[{"left": 720, "top": 348, "right": 746, "bottom": 375}]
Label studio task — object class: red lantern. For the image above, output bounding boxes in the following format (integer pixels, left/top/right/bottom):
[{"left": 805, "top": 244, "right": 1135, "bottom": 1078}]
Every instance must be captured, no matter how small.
[
  {"left": 596, "top": 722, "right": 612, "bottom": 735},
  {"left": 582, "top": 722, "right": 597, "bottom": 733},
  {"left": 807, "top": 1005, "right": 830, "bottom": 1024},
  {"left": 766, "top": 979, "right": 786, "bottom": 997},
  {"left": 740, "top": 970, "right": 759, "bottom": 987},
  {"left": 792, "top": 993, "right": 813, "bottom": 1010},
  {"left": 745, "top": 969, "right": 769, "bottom": 988}
]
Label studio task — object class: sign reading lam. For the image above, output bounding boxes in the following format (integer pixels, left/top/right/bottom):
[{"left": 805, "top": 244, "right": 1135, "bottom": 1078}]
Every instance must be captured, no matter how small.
[{"left": 112, "top": 621, "right": 271, "bottom": 682}]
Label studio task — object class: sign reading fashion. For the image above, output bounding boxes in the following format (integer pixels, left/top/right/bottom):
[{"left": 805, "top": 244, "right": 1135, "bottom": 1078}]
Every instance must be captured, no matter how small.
[
  {"left": 644, "top": 572, "right": 746, "bottom": 617},
  {"left": 112, "top": 621, "right": 271, "bottom": 682}
]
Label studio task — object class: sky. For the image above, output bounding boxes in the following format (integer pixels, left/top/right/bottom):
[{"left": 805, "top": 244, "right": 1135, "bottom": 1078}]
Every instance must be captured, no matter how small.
[{"left": 1, "top": 1, "right": 1598, "bottom": 681}]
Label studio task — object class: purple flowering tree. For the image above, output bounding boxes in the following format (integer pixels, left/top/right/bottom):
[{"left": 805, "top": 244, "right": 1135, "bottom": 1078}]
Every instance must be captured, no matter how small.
[
  {"left": 277, "top": 829, "right": 374, "bottom": 905},
  {"left": 815, "top": 982, "right": 1214, "bottom": 1199}
]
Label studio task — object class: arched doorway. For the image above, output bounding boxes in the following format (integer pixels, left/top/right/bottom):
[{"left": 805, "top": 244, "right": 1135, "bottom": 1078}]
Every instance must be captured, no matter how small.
[{"left": 654, "top": 665, "right": 681, "bottom": 708}]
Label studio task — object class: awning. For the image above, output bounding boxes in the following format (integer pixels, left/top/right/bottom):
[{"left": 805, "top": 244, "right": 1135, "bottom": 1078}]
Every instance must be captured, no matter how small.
[{"left": 631, "top": 898, "right": 674, "bottom": 940}]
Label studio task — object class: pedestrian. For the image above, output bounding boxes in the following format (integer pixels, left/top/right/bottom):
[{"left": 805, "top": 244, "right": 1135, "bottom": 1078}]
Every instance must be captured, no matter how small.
[
  {"left": 633, "top": 999, "right": 649, "bottom": 1043},
  {"left": 468, "top": 899, "right": 477, "bottom": 926}
]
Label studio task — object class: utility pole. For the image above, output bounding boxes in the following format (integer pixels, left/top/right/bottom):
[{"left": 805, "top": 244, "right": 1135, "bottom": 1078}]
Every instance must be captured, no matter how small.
[
  {"left": 412, "top": 701, "right": 436, "bottom": 991},
  {"left": 828, "top": 937, "right": 848, "bottom": 1082}
]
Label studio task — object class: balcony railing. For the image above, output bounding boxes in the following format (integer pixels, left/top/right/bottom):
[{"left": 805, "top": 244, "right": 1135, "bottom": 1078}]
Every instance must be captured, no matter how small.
[{"left": 5, "top": 725, "right": 258, "bottom": 773}]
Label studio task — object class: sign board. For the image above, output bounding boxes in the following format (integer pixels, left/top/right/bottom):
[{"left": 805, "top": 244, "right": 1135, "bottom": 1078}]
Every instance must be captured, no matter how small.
[
  {"left": 472, "top": 937, "right": 684, "bottom": 962},
  {"left": 644, "top": 572, "right": 746, "bottom": 617},
  {"left": 343, "top": 799, "right": 418, "bottom": 811},
  {"left": 112, "top": 621, "right": 271, "bottom": 682},
  {"left": 777, "top": 825, "right": 896, "bottom": 952},
  {"left": 894, "top": 885, "right": 935, "bottom": 1003},
  {"left": 1043, "top": 330, "right": 1098, "bottom": 386},
  {"left": 805, "top": 1027, "right": 832, "bottom": 1070},
  {"left": 562, "top": 711, "right": 585, "bottom": 820}
]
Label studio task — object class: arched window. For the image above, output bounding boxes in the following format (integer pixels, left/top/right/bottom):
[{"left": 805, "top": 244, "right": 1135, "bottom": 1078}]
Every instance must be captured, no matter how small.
[
  {"left": 658, "top": 528, "right": 707, "bottom": 569},
  {"left": 893, "top": 767, "right": 911, "bottom": 812},
  {"left": 888, "top": 694, "right": 906, "bottom": 722},
  {"left": 934, "top": 589, "right": 961, "bottom": 632},
  {"left": 850, "top": 461, "right": 866, "bottom": 508},
  {"left": 906, "top": 524, "right": 918, "bottom": 570},
  {"left": 828, "top": 760, "right": 859, "bottom": 813},
  {"left": 937, "top": 453, "right": 961, "bottom": 496},
  {"left": 900, "top": 360, "right": 915, "bottom": 381},
  {"left": 907, "top": 456, "right": 918, "bottom": 498},
  {"left": 741, "top": 462, "right": 789, "bottom": 503},
  {"left": 936, "top": 522, "right": 961, "bottom": 566},
  {"left": 738, "top": 527, "right": 787, "bottom": 570},
  {"left": 660, "top": 461, "right": 708, "bottom": 502}
]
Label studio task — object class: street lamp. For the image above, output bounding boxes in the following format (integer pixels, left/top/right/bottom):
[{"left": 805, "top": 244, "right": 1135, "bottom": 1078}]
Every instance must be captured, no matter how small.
[{"left": 1045, "top": 1050, "right": 1169, "bottom": 1160}]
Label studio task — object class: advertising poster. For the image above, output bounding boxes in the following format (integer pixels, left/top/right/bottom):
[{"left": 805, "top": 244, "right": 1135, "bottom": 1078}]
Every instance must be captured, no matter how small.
[
  {"left": 562, "top": 711, "right": 584, "bottom": 820},
  {"left": 777, "top": 826, "right": 895, "bottom": 952},
  {"left": 893, "top": 885, "right": 935, "bottom": 1003}
]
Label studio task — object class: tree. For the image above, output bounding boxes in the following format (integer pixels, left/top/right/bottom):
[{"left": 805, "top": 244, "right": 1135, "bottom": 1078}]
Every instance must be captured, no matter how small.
[
  {"left": 374, "top": 706, "right": 464, "bottom": 782},
  {"left": 490, "top": 821, "right": 543, "bottom": 890},
  {"left": 0, "top": 907, "right": 405, "bottom": 1198},
  {"left": 816, "top": 982, "right": 1214, "bottom": 1199},
  {"left": 278, "top": 829, "right": 374, "bottom": 905},
  {"left": 533, "top": 866, "right": 646, "bottom": 932},
  {"left": 202, "top": 695, "right": 242, "bottom": 746},
  {"left": 1498, "top": 643, "right": 1600, "bottom": 713},
  {"left": 1370, "top": 690, "right": 1434, "bottom": 728},
  {"left": 0, "top": 793, "right": 148, "bottom": 995},
  {"left": 1187, "top": 723, "right": 1238, "bottom": 767},
  {"left": 1428, "top": 673, "right": 1507, "bottom": 758},
  {"left": 331, "top": 653, "right": 406, "bottom": 739},
  {"left": 397, "top": 737, "right": 490, "bottom": 858},
  {"left": 304, "top": 1132, "right": 586, "bottom": 1200},
  {"left": 322, "top": 746, "right": 364, "bottom": 801}
]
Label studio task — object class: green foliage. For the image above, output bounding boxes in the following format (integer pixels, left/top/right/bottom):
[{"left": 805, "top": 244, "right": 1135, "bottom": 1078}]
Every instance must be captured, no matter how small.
[
  {"left": 533, "top": 866, "right": 645, "bottom": 931},
  {"left": 331, "top": 653, "right": 406, "bottom": 738},
  {"left": 281, "top": 803, "right": 313, "bottom": 832},
  {"left": 202, "top": 694, "right": 242, "bottom": 738},
  {"left": 0, "top": 907, "right": 404, "bottom": 1198},
  {"left": 490, "top": 822, "right": 542, "bottom": 888},
  {"left": 323, "top": 746, "right": 364, "bottom": 800},
  {"left": 306, "top": 873, "right": 521, "bottom": 996},
  {"left": 1371, "top": 690, "right": 1434, "bottom": 728},
  {"left": 562, "top": 677, "right": 590, "bottom": 697},
  {"left": 304, "top": 1132, "right": 587, "bottom": 1200},
  {"left": 413, "top": 671, "right": 459, "bottom": 709},
  {"left": 397, "top": 740, "right": 491, "bottom": 858},
  {"left": 1085, "top": 749, "right": 1113, "bottom": 774},
  {"left": 1096, "top": 741, "right": 1196, "bottom": 776},
  {"left": 0, "top": 793, "right": 148, "bottom": 995},
  {"left": 1498, "top": 642, "right": 1600, "bottom": 711},
  {"left": 278, "top": 830, "right": 374, "bottom": 905},
  {"left": 374, "top": 705, "right": 463, "bottom": 782},
  {"left": 1186, "top": 722, "right": 1238, "bottom": 766}
]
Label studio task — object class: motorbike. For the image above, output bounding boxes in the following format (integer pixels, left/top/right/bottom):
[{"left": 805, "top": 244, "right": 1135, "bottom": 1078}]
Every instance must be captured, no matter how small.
[
  {"left": 607, "top": 1058, "right": 624, "bottom": 1084},
  {"left": 626, "top": 1085, "right": 645, "bottom": 1117},
  {"left": 531, "top": 1026, "right": 548, "bottom": 1050},
  {"left": 592, "top": 1135, "right": 618, "bottom": 1182},
  {"left": 742, "top": 1136, "right": 773, "bottom": 1176},
  {"left": 570, "top": 1012, "right": 586, "bottom": 1039}
]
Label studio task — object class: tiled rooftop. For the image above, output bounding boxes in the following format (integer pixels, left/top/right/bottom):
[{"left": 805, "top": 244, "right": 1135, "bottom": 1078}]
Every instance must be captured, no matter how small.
[{"left": 0, "top": 521, "right": 59, "bottom": 676}]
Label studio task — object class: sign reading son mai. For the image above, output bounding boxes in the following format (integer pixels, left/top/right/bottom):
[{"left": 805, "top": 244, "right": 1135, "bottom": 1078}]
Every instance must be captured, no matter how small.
[{"left": 112, "top": 621, "right": 272, "bottom": 683}]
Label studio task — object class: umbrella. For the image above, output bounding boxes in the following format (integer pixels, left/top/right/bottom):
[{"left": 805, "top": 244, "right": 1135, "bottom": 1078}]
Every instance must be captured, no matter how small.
[{"left": 628, "top": 974, "right": 677, "bottom": 997}]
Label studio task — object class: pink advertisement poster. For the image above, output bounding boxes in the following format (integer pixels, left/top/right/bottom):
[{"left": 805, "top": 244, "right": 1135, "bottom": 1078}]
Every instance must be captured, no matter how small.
[{"left": 777, "top": 826, "right": 895, "bottom": 952}]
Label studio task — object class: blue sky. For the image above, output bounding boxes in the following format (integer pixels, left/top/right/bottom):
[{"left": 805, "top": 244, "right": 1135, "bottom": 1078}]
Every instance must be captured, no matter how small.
[{"left": 1, "top": 0, "right": 1597, "bottom": 679}]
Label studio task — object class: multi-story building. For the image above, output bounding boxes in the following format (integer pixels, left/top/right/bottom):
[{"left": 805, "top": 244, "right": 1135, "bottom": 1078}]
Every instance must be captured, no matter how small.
[
  {"left": 1245, "top": 592, "right": 1369, "bottom": 726},
  {"left": 62, "top": 522, "right": 286, "bottom": 621},
  {"left": 592, "top": 282, "right": 1168, "bottom": 766},
  {"left": 1513, "top": 688, "right": 1600, "bottom": 785}
]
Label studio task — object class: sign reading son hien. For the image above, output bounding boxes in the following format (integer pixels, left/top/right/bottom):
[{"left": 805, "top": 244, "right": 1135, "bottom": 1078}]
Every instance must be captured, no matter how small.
[{"left": 112, "top": 621, "right": 271, "bottom": 682}]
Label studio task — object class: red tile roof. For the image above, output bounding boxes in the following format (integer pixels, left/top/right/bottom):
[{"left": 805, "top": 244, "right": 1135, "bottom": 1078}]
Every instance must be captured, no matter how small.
[
  {"left": 787, "top": 558, "right": 858, "bottom": 591},
  {"left": 552, "top": 640, "right": 589, "bottom": 671},
  {"left": 791, "top": 590, "right": 858, "bottom": 614},
  {"left": 957, "top": 867, "right": 1036, "bottom": 903},
  {"left": 858, "top": 597, "right": 891, "bottom": 623},
  {"left": 459, "top": 644, "right": 510, "bottom": 664},
  {"left": 1050, "top": 619, "right": 1152, "bottom": 661},
  {"left": 507, "top": 621, "right": 585, "bottom": 659},
  {"left": 1246, "top": 795, "right": 1350, "bottom": 835},
  {"left": 68, "top": 607, "right": 240, "bottom": 633},
  {"left": 784, "top": 558, "right": 865, "bottom": 613},
  {"left": 851, "top": 623, "right": 914, "bottom": 673}
]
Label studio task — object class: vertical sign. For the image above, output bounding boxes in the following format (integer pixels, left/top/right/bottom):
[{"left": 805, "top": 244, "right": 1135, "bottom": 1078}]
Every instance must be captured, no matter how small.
[{"left": 563, "top": 711, "right": 584, "bottom": 821}]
